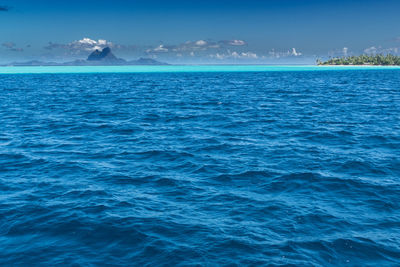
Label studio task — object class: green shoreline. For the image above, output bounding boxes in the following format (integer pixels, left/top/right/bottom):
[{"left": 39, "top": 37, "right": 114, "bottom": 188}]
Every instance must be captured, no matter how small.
[{"left": 318, "top": 54, "right": 400, "bottom": 66}]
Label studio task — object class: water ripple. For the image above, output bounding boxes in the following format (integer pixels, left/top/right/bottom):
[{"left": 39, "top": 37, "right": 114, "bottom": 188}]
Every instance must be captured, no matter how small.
[{"left": 0, "top": 71, "right": 399, "bottom": 265}]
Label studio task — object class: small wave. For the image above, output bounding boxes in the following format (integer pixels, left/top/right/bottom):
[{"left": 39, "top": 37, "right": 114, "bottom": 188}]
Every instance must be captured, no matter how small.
[{"left": 1, "top": 71, "right": 400, "bottom": 265}]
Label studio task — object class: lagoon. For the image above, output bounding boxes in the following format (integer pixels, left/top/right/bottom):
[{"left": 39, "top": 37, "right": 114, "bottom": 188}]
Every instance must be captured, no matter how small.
[{"left": 1, "top": 65, "right": 400, "bottom": 74}]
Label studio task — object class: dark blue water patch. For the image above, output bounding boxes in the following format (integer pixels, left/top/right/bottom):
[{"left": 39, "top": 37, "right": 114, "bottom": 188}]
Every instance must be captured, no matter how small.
[{"left": 0, "top": 71, "right": 400, "bottom": 266}]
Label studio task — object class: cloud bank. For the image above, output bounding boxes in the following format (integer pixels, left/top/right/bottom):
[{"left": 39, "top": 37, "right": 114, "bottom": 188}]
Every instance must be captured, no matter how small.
[
  {"left": 36, "top": 37, "right": 307, "bottom": 63},
  {"left": 209, "top": 50, "right": 258, "bottom": 60},
  {"left": 145, "top": 39, "right": 247, "bottom": 55},
  {"left": 45, "top": 38, "right": 116, "bottom": 54},
  {"left": 2, "top": 42, "right": 23, "bottom": 52},
  {"left": 268, "top": 48, "right": 303, "bottom": 58},
  {"left": 364, "top": 46, "right": 399, "bottom": 55}
]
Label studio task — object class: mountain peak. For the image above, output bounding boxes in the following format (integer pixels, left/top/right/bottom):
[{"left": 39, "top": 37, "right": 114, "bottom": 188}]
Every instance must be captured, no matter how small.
[
  {"left": 87, "top": 47, "right": 119, "bottom": 61},
  {"left": 2, "top": 47, "right": 169, "bottom": 66}
]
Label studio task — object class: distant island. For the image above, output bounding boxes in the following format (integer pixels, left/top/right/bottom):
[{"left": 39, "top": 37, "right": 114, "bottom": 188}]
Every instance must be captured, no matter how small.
[
  {"left": 318, "top": 54, "right": 400, "bottom": 66},
  {"left": 2, "top": 47, "right": 169, "bottom": 66}
]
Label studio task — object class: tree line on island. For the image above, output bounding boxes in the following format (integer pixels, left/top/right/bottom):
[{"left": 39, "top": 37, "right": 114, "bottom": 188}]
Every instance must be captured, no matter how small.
[{"left": 317, "top": 54, "right": 400, "bottom": 66}]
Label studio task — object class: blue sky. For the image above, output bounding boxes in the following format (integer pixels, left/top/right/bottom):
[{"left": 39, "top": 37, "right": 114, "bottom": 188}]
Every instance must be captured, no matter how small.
[{"left": 1, "top": 0, "right": 400, "bottom": 63}]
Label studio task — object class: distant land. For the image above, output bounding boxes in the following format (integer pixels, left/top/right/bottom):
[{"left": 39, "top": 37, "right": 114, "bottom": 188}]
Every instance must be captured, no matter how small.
[
  {"left": 1, "top": 47, "right": 169, "bottom": 66},
  {"left": 318, "top": 54, "right": 400, "bottom": 66}
]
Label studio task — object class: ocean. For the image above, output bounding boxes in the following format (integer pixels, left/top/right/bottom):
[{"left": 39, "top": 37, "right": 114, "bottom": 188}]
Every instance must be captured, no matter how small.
[{"left": 0, "top": 66, "right": 399, "bottom": 265}]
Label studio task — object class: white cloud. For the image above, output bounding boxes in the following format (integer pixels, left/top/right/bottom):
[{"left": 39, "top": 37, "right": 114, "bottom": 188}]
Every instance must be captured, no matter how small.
[
  {"left": 94, "top": 46, "right": 103, "bottom": 50},
  {"left": 229, "top": 40, "right": 246, "bottom": 46},
  {"left": 72, "top": 38, "right": 113, "bottom": 51},
  {"left": 214, "top": 53, "right": 225, "bottom": 60},
  {"left": 146, "top": 39, "right": 249, "bottom": 56},
  {"left": 231, "top": 51, "right": 240, "bottom": 58},
  {"left": 240, "top": 52, "right": 258, "bottom": 59},
  {"left": 195, "top": 40, "right": 207, "bottom": 46},
  {"left": 153, "top": 44, "right": 168, "bottom": 52},
  {"left": 78, "top": 38, "right": 97, "bottom": 46},
  {"left": 364, "top": 46, "right": 378, "bottom": 54},
  {"left": 328, "top": 47, "right": 353, "bottom": 57},
  {"left": 45, "top": 37, "right": 115, "bottom": 54},
  {"left": 269, "top": 48, "right": 303, "bottom": 58},
  {"left": 363, "top": 46, "right": 399, "bottom": 55},
  {"left": 291, "top": 48, "right": 302, "bottom": 56},
  {"left": 209, "top": 50, "right": 258, "bottom": 60},
  {"left": 343, "top": 47, "right": 348, "bottom": 56},
  {"left": 98, "top": 39, "right": 107, "bottom": 46},
  {"left": 364, "top": 46, "right": 380, "bottom": 54}
]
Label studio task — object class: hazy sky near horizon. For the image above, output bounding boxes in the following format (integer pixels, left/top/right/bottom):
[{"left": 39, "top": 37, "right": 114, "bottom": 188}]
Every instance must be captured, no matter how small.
[{"left": 1, "top": 0, "right": 400, "bottom": 63}]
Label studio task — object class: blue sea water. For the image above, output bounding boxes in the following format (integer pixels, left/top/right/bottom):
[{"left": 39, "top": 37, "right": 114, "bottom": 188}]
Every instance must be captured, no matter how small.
[{"left": 0, "top": 67, "right": 399, "bottom": 266}]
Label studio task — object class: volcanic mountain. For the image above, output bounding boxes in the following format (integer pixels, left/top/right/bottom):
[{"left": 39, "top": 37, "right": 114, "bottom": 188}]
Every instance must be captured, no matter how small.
[
  {"left": 3, "top": 47, "right": 168, "bottom": 66},
  {"left": 87, "top": 47, "right": 126, "bottom": 64}
]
